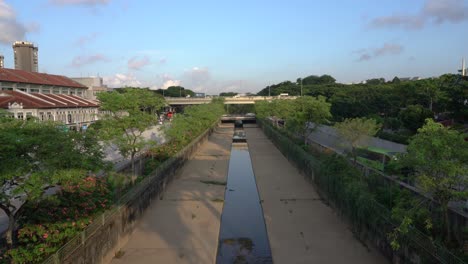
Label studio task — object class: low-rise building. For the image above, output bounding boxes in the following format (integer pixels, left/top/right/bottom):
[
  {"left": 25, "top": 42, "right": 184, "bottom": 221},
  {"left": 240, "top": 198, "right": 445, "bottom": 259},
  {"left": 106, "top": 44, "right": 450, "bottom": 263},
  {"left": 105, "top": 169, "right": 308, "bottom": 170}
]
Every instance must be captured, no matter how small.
[
  {"left": 0, "top": 68, "right": 99, "bottom": 129},
  {"left": 70, "top": 76, "right": 109, "bottom": 101}
]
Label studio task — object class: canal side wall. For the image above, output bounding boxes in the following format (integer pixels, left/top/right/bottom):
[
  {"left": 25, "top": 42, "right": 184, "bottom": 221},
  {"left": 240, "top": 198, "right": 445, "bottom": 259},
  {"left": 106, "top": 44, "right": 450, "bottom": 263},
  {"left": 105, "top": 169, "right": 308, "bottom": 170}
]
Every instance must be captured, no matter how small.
[
  {"left": 257, "top": 119, "right": 465, "bottom": 264},
  {"left": 41, "top": 122, "right": 220, "bottom": 264}
]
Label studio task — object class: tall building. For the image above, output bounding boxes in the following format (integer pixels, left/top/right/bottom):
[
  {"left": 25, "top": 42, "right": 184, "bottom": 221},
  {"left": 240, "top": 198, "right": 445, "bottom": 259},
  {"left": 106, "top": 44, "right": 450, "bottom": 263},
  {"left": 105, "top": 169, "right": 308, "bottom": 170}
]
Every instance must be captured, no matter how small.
[
  {"left": 0, "top": 54, "right": 4, "bottom": 68},
  {"left": 13, "top": 41, "right": 38, "bottom": 72}
]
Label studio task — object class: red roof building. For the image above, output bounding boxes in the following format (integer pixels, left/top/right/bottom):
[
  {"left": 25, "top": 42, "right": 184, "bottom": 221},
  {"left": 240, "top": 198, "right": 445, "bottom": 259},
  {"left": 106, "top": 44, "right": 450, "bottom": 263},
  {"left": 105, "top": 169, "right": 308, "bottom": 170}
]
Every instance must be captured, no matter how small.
[
  {"left": 0, "top": 68, "right": 88, "bottom": 97},
  {"left": 0, "top": 68, "right": 100, "bottom": 129}
]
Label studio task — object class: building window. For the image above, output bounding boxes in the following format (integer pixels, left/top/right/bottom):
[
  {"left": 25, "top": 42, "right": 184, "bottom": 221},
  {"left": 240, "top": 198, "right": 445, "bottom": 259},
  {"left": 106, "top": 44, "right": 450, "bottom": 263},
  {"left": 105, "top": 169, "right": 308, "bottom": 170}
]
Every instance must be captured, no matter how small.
[
  {"left": 2, "top": 87, "right": 13, "bottom": 91},
  {"left": 68, "top": 114, "right": 72, "bottom": 123},
  {"left": 30, "top": 88, "right": 39, "bottom": 93},
  {"left": 17, "top": 112, "right": 23, "bottom": 119},
  {"left": 47, "top": 112, "right": 53, "bottom": 120},
  {"left": 42, "top": 89, "right": 50, "bottom": 94},
  {"left": 53, "top": 88, "right": 60, "bottom": 94},
  {"left": 18, "top": 88, "right": 26, "bottom": 92}
]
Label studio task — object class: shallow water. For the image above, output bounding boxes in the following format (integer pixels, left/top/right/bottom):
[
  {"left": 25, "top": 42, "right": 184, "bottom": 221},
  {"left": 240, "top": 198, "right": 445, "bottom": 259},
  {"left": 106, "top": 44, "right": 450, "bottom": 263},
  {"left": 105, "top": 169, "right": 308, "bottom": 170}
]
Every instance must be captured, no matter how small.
[{"left": 216, "top": 140, "right": 272, "bottom": 264}]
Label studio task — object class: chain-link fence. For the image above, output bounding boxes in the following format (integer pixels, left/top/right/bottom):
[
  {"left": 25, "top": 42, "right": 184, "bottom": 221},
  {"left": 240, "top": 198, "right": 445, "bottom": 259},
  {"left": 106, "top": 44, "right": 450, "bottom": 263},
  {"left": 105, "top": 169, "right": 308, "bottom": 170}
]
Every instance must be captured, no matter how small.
[{"left": 258, "top": 119, "right": 466, "bottom": 264}]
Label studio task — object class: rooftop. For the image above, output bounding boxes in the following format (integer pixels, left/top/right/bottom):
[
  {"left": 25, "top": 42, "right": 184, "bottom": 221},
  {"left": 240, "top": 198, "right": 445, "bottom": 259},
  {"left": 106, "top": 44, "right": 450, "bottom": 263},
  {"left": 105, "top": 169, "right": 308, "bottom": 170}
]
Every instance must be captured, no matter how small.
[
  {"left": 0, "top": 90, "right": 98, "bottom": 109},
  {"left": 0, "top": 68, "right": 86, "bottom": 89}
]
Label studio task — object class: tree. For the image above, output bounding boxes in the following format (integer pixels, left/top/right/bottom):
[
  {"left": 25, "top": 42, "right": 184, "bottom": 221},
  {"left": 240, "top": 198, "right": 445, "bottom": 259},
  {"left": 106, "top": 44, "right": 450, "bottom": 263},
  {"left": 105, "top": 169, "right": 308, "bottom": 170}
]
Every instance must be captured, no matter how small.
[
  {"left": 399, "top": 105, "right": 433, "bottom": 132},
  {"left": 286, "top": 96, "right": 332, "bottom": 144},
  {"left": 219, "top": 92, "right": 238, "bottom": 97},
  {"left": 97, "top": 89, "right": 165, "bottom": 174},
  {"left": 391, "top": 76, "right": 401, "bottom": 84},
  {"left": 398, "top": 119, "right": 468, "bottom": 242},
  {"left": 155, "top": 86, "right": 195, "bottom": 97},
  {"left": 334, "top": 118, "right": 381, "bottom": 163},
  {"left": 366, "top": 78, "right": 385, "bottom": 85},
  {"left": 0, "top": 119, "right": 104, "bottom": 247},
  {"left": 164, "top": 100, "right": 224, "bottom": 146},
  {"left": 301, "top": 74, "right": 336, "bottom": 85}
]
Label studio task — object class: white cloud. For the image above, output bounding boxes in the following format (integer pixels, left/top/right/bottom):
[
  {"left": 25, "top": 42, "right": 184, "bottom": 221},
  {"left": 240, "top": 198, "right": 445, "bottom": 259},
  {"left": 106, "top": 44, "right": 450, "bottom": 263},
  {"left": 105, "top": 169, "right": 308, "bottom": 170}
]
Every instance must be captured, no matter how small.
[
  {"left": 128, "top": 55, "right": 150, "bottom": 70},
  {"left": 423, "top": 0, "right": 468, "bottom": 23},
  {"left": 49, "top": 0, "right": 110, "bottom": 6},
  {"left": 74, "top": 32, "right": 99, "bottom": 47},
  {"left": 161, "top": 79, "right": 181, "bottom": 89},
  {"left": 374, "top": 43, "right": 404, "bottom": 56},
  {"left": 71, "top": 54, "right": 110, "bottom": 67},
  {"left": 0, "top": 0, "right": 15, "bottom": 19},
  {"left": 368, "top": 0, "right": 468, "bottom": 30},
  {"left": 369, "top": 15, "right": 425, "bottom": 30},
  {"left": 0, "top": 0, "right": 35, "bottom": 45},
  {"left": 355, "top": 43, "right": 404, "bottom": 62},
  {"left": 103, "top": 73, "right": 142, "bottom": 88}
]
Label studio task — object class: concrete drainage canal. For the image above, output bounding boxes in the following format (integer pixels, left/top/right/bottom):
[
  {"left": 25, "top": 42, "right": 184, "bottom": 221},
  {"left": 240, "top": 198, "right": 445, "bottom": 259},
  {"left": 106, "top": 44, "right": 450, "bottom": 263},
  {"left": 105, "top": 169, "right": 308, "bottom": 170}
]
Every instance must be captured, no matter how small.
[{"left": 216, "top": 121, "right": 273, "bottom": 264}]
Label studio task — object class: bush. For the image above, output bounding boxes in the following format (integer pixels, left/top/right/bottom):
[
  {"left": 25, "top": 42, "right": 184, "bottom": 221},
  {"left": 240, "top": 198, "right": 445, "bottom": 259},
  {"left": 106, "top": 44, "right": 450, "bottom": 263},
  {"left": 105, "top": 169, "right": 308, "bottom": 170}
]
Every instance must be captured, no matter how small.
[{"left": 1, "top": 176, "right": 113, "bottom": 264}]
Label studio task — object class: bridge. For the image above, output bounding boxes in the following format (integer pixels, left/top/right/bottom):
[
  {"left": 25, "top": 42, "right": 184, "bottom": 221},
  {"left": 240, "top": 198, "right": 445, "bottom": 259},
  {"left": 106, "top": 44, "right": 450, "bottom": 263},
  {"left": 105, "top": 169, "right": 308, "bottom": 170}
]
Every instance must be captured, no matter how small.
[
  {"left": 220, "top": 114, "right": 256, "bottom": 122},
  {"left": 165, "top": 95, "right": 298, "bottom": 105}
]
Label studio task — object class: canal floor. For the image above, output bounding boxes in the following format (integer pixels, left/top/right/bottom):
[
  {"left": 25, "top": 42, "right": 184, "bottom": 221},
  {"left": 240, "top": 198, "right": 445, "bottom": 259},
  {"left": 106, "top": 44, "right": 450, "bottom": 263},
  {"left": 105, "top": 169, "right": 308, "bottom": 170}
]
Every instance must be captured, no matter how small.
[
  {"left": 110, "top": 124, "right": 233, "bottom": 264},
  {"left": 245, "top": 126, "right": 389, "bottom": 264},
  {"left": 110, "top": 124, "right": 388, "bottom": 264}
]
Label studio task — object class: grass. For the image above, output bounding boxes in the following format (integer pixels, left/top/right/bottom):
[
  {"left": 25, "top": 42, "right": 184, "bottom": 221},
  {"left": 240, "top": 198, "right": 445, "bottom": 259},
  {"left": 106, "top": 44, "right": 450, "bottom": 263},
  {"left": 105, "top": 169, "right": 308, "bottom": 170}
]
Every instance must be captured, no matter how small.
[
  {"left": 200, "top": 180, "right": 227, "bottom": 186},
  {"left": 114, "top": 250, "right": 125, "bottom": 259}
]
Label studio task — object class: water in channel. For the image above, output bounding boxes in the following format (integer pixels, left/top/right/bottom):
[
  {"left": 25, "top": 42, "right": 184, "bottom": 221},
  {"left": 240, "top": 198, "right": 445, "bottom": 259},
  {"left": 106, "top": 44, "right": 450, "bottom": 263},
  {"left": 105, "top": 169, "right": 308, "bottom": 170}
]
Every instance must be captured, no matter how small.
[{"left": 216, "top": 128, "right": 272, "bottom": 264}]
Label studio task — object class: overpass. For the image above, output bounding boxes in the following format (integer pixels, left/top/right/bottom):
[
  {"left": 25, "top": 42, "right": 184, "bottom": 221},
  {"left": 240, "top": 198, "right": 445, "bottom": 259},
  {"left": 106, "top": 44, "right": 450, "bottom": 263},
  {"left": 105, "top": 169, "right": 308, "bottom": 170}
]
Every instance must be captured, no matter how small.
[{"left": 165, "top": 96, "right": 298, "bottom": 105}]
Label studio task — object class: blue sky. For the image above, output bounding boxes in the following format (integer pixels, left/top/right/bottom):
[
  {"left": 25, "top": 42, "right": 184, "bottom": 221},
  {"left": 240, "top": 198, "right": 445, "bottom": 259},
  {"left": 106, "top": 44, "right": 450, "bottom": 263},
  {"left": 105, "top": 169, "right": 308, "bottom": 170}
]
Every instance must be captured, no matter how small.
[{"left": 0, "top": 0, "right": 467, "bottom": 94}]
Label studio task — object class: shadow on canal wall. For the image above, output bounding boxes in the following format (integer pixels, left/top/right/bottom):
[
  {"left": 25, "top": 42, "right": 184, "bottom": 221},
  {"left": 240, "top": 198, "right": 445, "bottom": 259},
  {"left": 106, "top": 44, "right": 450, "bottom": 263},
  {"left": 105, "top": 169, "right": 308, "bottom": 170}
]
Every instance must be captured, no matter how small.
[{"left": 41, "top": 123, "right": 222, "bottom": 264}]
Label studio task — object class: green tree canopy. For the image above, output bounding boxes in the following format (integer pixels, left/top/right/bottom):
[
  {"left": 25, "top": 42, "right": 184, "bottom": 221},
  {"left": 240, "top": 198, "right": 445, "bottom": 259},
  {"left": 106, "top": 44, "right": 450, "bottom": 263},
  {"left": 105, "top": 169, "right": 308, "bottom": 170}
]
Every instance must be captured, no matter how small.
[
  {"left": 0, "top": 119, "right": 104, "bottom": 247},
  {"left": 97, "top": 89, "right": 165, "bottom": 174},
  {"left": 398, "top": 105, "right": 433, "bottom": 132},
  {"left": 285, "top": 96, "right": 332, "bottom": 143},
  {"left": 398, "top": 119, "right": 468, "bottom": 241},
  {"left": 334, "top": 117, "right": 381, "bottom": 163},
  {"left": 154, "top": 86, "right": 195, "bottom": 97},
  {"left": 219, "top": 92, "right": 238, "bottom": 97}
]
